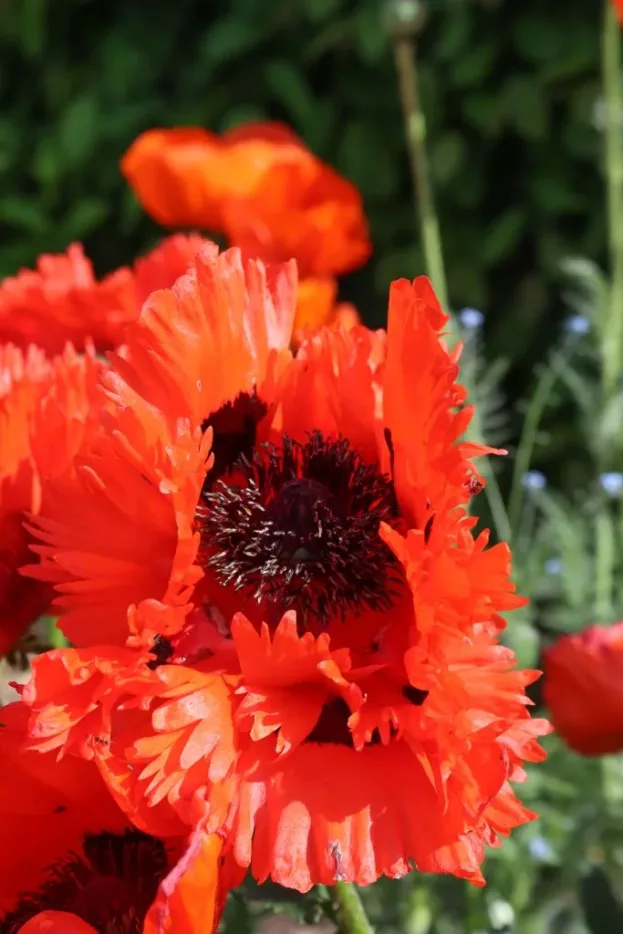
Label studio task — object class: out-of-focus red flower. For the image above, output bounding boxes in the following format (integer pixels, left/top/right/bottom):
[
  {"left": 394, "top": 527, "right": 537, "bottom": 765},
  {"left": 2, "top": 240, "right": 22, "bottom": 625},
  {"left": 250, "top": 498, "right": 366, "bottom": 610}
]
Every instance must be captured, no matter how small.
[
  {"left": 543, "top": 622, "right": 623, "bottom": 755},
  {"left": 612, "top": 0, "right": 623, "bottom": 24},
  {"left": 25, "top": 244, "right": 550, "bottom": 891},
  {"left": 121, "top": 123, "right": 303, "bottom": 232},
  {"left": 0, "top": 343, "right": 104, "bottom": 655},
  {"left": 224, "top": 156, "right": 371, "bottom": 278},
  {"left": 294, "top": 278, "right": 361, "bottom": 343},
  {"left": 121, "top": 122, "right": 371, "bottom": 278},
  {"left": 0, "top": 702, "right": 239, "bottom": 934},
  {"left": 0, "top": 234, "right": 211, "bottom": 355}
]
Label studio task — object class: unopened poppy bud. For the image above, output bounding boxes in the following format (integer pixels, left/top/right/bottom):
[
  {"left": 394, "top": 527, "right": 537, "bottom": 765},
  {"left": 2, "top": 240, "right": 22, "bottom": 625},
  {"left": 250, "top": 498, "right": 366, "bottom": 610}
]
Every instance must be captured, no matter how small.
[{"left": 384, "top": 0, "right": 427, "bottom": 40}]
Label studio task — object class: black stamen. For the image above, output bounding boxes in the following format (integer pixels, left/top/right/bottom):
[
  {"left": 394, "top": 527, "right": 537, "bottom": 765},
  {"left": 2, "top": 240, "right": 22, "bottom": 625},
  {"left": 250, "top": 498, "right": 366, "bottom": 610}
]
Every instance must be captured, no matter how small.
[
  {"left": 1, "top": 830, "right": 168, "bottom": 934},
  {"left": 196, "top": 431, "right": 402, "bottom": 626},
  {"left": 402, "top": 684, "right": 429, "bottom": 706},
  {"left": 201, "top": 390, "right": 268, "bottom": 486},
  {"left": 305, "top": 697, "right": 354, "bottom": 746},
  {"left": 147, "top": 634, "right": 173, "bottom": 670}
]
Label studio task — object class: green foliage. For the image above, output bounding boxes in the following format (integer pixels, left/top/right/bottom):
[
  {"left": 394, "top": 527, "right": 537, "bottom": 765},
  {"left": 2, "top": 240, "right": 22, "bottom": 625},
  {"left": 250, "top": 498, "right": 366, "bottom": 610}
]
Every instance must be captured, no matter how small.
[{"left": 1, "top": 1, "right": 622, "bottom": 933}]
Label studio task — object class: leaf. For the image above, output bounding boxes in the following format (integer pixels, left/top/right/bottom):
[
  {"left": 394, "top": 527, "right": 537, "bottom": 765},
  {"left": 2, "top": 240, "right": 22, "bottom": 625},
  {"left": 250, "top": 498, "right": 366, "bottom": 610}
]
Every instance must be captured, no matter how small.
[
  {"left": 482, "top": 210, "right": 526, "bottom": 266},
  {"left": 580, "top": 866, "right": 623, "bottom": 934},
  {"left": 11, "top": 0, "right": 46, "bottom": 60},
  {"left": 199, "top": 17, "right": 264, "bottom": 70},
  {"left": 451, "top": 40, "right": 498, "bottom": 87},
  {"left": 430, "top": 132, "right": 467, "bottom": 184},
  {"left": 513, "top": 13, "right": 563, "bottom": 63},
  {"left": 58, "top": 94, "right": 98, "bottom": 169},
  {"left": 0, "top": 196, "right": 47, "bottom": 233},
  {"left": 263, "top": 60, "right": 316, "bottom": 131},
  {"left": 355, "top": 5, "right": 387, "bottom": 65},
  {"left": 59, "top": 199, "right": 109, "bottom": 241},
  {"left": 503, "top": 75, "right": 549, "bottom": 140}
]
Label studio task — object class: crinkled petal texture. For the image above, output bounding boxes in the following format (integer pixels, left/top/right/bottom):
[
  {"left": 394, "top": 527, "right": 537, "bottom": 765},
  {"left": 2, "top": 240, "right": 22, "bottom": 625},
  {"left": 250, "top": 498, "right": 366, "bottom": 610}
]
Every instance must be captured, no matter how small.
[
  {"left": 0, "top": 344, "right": 104, "bottom": 654},
  {"left": 0, "top": 702, "right": 237, "bottom": 934},
  {"left": 0, "top": 244, "right": 136, "bottom": 354},
  {"left": 0, "top": 702, "right": 127, "bottom": 913},
  {"left": 543, "top": 622, "right": 623, "bottom": 755},
  {"left": 27, "top": 244, "right": 297, "bottom": 643},
  {"left": 0, "top": 235, "right": 212, "bottom": 354},
  {"left": 22, "top": 264, "right": 549, "bottom": 892}
]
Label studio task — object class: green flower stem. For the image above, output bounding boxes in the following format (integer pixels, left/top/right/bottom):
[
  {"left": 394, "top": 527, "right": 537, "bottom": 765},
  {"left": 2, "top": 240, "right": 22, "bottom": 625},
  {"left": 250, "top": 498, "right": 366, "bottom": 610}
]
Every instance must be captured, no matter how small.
[
  {"left": 333, "top": 882, "right": 374, "bottom": 934},
  {"left": 393, "top": 35, "right": 448, "bottom": 312},
  {"left": 392, "top": 27, "right": 511, "bottom": 543},
  {"left": 602, "top": 0, "right": 623, "bottom": 400},
  {"left": 595, "top": 1, "right": 622, "bottom": 623},
  {"left": 507, "top": 360, "right": 560, "bottom": 538},
  {"left": 594, "top": 508, "right": 616, "bottom": 622}
]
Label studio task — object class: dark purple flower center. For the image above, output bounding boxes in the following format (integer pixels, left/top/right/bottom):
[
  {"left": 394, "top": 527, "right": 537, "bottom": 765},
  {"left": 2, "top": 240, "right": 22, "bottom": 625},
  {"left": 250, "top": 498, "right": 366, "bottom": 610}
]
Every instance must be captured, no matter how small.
[
  {"left": 196, "top": 427, "right": 401, "bottom": 627},
  {"left": 1, "top": 831, "right": 168, "bottom": 934}
]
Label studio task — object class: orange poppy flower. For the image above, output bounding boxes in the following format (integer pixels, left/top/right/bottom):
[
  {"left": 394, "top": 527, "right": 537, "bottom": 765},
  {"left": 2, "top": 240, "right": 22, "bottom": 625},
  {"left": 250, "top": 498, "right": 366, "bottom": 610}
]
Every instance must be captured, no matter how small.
[
  {"left": 0, "top": 701, "right": 240, "bottom": 934},
  {"left": 0, "top": 343, "right": 103, "bottom": 655},
  {"left": 223, "top": 157, "right": 371, "bottom": 278},
  {"left": 25, "top": 246, "right": 549, "bottom": 890},
  {"left": 543, "top": 622, "right": 623, "bottom": 755},
  {"left": 121, "top": 122, "right": 371, "bottom": 278},
  {"left": 121, "top": 123, "right": 303, "bottom": 232},
  {"left": 0, "top": 234, "right": 211, "bottom": 355}
]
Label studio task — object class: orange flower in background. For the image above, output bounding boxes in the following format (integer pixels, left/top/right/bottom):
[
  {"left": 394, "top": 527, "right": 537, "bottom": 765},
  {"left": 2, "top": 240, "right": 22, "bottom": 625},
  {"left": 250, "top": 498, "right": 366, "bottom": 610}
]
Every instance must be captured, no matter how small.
[
  {"left": 121, "top": 122, "right": 371, "bottom": 278},
  {"left": 294, "top": 277, "right": 360, "bottom": 341},
  {"left": 0, "top": 343, "right": 103, "bottom": 656},
  {"left": 543, "top": 622, "right": 623, "bottom": 755},
  {"left": 0, "top": 703, "right": 237, "bottom": 934},
  {"left": 24, "top": 244, "right": 549, "bottom": 890},
  {"left": 0, "top": 234, "right": 211, "bottom": 355},
  {"left": 223, "top": 154, "right": 371, "bottom": 278}
]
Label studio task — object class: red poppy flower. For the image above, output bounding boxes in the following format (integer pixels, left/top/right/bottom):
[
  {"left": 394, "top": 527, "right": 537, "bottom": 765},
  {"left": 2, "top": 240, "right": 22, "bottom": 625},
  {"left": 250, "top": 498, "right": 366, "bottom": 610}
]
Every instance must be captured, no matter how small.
[
  {"left": 25, "top": 246, "right": 549, "bottom": 890},
  {"left": 0, "top": 234, "right": 211, "bottom": 355},
  {"left": 26, "top": 245, "right": 296, "bottom": 647},
  {"left": 543, "top": 622, "right": 623, "bottom": 755},
  {"left": 0, "top": 343, "right": 103, "bottom": 655},
  {"left": 0, "top": 701, "right": 240, "bottom": 934},
  {"left": 612, "top": 0, "right": 623, "bottom": 24},
  {"left": 121, "top": 123, "right": 371, "bottom": 278}
]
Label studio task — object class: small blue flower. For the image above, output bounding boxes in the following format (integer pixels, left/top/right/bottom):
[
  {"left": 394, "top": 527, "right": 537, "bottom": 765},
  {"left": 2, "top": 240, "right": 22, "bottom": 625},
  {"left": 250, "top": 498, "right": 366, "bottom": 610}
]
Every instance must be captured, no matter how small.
[
  {"left": 600, "top": 471, "right": 623, "bottom": 497},
  {"left": 564, "top": 314, "right": 590, "bottom": 336},
  {"left": 459, "top": 307, "right": 484, "bottom": 330},
  {"left": 544, "top": 558, "right": 563, "bottom": 575},
  {"left": 529, "top": 836, "right": 554, "bottom": 862},
  {"left": 522, "top": 470, "right": 547, "bottom": 491}
]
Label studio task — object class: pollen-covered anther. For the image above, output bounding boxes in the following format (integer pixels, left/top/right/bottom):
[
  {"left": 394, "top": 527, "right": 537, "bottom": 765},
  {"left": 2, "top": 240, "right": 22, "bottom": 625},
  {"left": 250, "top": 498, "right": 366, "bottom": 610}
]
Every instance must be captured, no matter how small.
[{"left": 197, "top": 431, "right": 402, "bottom": 625}]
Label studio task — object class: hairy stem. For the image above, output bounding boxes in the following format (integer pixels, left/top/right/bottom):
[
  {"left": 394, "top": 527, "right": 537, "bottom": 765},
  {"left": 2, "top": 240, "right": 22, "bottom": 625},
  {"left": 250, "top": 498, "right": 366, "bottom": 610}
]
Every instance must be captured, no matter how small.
[
  {"left": 602, "top": 0, "right": 623, "bottom": 400},
  {"left": 333, "top": 882, "right": 374, "bottom": 934},
  {"left": 393, "top": 36, "right": 448, "bottom": 312}
]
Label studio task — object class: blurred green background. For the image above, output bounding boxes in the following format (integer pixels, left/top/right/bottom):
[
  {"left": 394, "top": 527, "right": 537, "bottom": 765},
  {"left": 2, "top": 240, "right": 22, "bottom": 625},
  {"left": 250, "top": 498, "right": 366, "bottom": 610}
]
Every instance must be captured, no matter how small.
[
  {"left": 3, "top": 1, "right": 623, "bottom": 932},
  {"left": 0, "top": 0, "right": 601, "bottom": 449}
]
